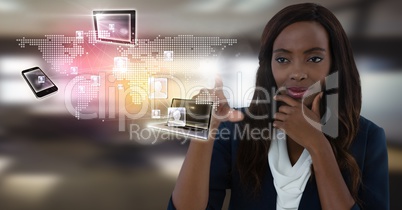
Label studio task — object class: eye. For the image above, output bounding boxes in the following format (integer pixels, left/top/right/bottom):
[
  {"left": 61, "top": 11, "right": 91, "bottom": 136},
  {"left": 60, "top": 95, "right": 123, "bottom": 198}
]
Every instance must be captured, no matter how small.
[
  {"left": 275, "top": 57, "right": 289, "bottom": 63},
  {"left": 308, "top": 56, "right": 323, "bottom": 63}
]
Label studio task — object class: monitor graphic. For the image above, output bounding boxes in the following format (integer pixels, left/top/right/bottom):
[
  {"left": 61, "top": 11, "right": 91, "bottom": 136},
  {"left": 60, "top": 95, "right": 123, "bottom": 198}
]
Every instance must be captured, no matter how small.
[{"left": 93, "top": 10, "right": 136, "bottom": 44}]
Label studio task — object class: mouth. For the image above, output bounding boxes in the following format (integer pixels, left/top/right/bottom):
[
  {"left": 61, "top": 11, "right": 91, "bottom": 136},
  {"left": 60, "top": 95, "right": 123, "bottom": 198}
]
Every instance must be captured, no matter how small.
[{"left": 286, "top": 87, "right": 308, "bottom": 99}]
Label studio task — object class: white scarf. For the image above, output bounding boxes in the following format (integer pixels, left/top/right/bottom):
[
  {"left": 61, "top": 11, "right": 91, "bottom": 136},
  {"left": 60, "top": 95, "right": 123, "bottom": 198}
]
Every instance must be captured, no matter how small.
[{"left": 268, "top": 129, "right": 312, "bottom": 210}]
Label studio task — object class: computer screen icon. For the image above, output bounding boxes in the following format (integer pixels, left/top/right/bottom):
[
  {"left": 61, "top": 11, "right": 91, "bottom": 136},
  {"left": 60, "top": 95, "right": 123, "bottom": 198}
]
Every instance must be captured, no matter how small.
[{"left": 93, "top": 10, "right": 136, "bottom": 44}]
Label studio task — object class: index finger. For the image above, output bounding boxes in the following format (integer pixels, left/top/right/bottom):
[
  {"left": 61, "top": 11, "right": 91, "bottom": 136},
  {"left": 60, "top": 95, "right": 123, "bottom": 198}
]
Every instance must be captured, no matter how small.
[
  {"left": 273, "top": 94, "right": 300, "bottom": 107},
  {"left": 214, "top": 75, "right": 223, "bottom": 89}
]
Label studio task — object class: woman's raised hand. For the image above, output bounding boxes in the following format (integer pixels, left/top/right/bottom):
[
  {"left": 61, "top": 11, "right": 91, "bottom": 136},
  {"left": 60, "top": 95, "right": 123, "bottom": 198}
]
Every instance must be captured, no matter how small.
[{"left": 192, "top": 76, "right": 244, "bottom": 131}]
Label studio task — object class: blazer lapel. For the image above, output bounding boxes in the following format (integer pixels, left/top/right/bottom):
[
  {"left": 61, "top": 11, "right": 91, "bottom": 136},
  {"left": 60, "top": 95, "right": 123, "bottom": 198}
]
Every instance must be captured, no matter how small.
[
  {"left": 298, "top": 177, "right": 321, "bottom": 209},
  {"left": 265, "top": 161, "right": 278, "bottom": 209}
]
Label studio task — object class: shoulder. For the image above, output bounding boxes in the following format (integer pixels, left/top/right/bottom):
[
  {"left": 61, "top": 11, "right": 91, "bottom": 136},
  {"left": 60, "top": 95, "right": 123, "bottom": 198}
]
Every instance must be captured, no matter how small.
[
  {"left": 350, "top": 116, "right": 387, "bottom": 171},
  {"left": 352, "top": 116, "right": 386, "bottom": 149},
  {"left": 212, "top": 120, "right": 244, "bottom": 165},
  {"left": 214, "top": 120, "right": 241, "bottom": 149},
  {"left": 209, "top": 121, "right": 242, "bottom": 189},
  {"left": 357, "top": 116, "right": 385, "bottom": 139},
  {"left": 350, "top": 119, "right": 389, "bottom": 209}
]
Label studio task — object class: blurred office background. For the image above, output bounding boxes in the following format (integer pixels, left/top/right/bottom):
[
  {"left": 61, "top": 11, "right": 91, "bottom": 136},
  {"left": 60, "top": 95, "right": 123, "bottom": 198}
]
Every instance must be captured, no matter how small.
[{"left": 0, "top": 0, "right": 402, "bottom": 209}]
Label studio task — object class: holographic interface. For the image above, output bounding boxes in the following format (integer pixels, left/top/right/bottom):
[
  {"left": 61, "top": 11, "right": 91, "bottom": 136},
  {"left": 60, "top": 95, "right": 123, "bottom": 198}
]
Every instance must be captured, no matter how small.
[{"left": 16, "top": 9, "right": 237, "bottom": 130}]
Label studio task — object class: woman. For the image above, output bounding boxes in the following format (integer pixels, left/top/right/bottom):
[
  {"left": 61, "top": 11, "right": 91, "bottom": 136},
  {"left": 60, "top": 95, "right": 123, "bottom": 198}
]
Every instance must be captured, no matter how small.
[{"left": 168, "top": 3, "right": 389, "bottom": 210}]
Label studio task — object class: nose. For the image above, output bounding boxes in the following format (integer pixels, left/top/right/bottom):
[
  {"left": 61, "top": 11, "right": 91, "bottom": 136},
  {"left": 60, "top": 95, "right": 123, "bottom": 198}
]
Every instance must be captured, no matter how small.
[{"left": 290, "top": 72, "right": 307, "bottom": 81}]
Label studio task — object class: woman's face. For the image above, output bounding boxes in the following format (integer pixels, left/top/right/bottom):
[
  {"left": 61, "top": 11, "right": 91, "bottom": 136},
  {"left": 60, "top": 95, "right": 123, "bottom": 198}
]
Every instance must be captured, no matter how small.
[{"left": 271, "top": 21, "right": 331, "bottom": 107}]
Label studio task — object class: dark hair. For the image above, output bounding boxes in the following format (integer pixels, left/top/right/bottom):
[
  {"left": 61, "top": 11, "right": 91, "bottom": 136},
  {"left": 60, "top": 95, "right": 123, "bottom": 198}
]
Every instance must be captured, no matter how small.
[{"left": 236, "top": 2, "right": 362, "bottom": 202}]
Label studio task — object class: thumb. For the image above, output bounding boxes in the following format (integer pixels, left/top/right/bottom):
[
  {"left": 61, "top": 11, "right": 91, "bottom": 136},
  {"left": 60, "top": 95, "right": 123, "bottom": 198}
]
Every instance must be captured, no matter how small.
[
  {"left": 311, "top": 92, "right": 323, "bottom": 117},
  {"left": 227, "top": 109, "right": 244, "bottom": 122},
  {"left": 217, "top": 103, "right": 244, "bottom": 122}
]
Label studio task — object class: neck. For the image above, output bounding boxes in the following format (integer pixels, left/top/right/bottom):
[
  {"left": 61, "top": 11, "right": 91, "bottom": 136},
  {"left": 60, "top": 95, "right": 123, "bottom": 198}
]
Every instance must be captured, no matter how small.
[{"left": 286, "top": 137, "right": 304, "bottom": 166}]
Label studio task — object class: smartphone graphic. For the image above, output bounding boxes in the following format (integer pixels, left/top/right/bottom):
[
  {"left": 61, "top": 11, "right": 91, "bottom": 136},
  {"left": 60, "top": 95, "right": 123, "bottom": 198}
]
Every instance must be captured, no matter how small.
[{"left": 21, "top": 66, "right": 58, "bottom": 98}]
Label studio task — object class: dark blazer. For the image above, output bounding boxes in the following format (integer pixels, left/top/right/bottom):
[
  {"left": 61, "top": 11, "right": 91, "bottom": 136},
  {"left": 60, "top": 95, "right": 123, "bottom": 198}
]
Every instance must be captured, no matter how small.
[{"left": 167, "top": 116, "right": 389, "bottom": 210}]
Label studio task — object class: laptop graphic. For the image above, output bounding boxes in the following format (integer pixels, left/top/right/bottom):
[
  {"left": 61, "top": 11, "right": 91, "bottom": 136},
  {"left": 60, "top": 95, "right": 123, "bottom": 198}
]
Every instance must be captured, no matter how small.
[{"left": 148, "top": 98, "right": 213, "bottom": 140}]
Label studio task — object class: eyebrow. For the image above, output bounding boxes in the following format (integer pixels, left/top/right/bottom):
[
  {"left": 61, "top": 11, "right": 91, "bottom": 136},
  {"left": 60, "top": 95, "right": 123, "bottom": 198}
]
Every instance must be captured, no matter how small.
[{"left": 273, "top": 47, "right": 326, "bottom": 54}]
